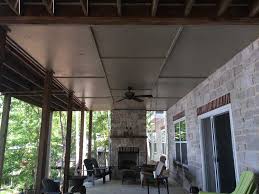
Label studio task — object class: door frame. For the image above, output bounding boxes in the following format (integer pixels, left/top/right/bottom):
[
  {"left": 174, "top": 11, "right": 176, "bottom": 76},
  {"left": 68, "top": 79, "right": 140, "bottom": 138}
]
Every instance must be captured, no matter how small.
[{"left": 198, "top": 104, "right": 239, "bottom": 191}]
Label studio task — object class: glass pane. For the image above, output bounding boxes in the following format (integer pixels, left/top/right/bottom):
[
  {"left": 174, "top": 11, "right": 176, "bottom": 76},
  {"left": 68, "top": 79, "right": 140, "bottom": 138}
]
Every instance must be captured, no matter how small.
[
  {"left": 175, "top": 123, "right": 180, "bottom": 141},
  {"left": 181, "top": 143, "right": 188, "bottom": 165},
  {"left": 162, "top": 143, "right": 166, "bottom": 154},
  {"left": 180, "top": 121, "right": 186, "bottom": 141},
  {"left": 176, "top": 143, "right": 181, "bottom": 162}
]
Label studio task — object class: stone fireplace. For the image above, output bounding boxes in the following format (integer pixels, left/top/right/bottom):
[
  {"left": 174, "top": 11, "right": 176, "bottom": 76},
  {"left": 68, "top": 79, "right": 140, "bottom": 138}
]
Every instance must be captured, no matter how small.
[{"left": 110, "top": 110, "right": 147, "bottom": 178}]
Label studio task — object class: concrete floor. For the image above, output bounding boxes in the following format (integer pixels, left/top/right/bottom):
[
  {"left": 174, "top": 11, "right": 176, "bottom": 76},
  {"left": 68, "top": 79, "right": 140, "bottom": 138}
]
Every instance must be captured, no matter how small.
[{"left": 86, "top": 179, "right": 188, "bottom": 194}]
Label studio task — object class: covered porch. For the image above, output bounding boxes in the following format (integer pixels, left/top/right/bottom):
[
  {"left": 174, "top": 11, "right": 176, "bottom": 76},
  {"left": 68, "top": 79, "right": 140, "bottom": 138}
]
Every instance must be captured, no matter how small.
[{"left": 1, "top": 1, "right": 259, "bottom": 193}]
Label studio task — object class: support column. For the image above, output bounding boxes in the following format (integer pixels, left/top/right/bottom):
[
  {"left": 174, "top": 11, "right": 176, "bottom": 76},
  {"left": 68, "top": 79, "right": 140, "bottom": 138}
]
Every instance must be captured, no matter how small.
[
  {"left": 35, "top": 71, "right": 53, "bottom": 193},
  {"left": 0, "top": 95, "right": 11, "bottom": 187},
  {"left": 63, "top": 91, "right": 73, "bottom": 193},
  {"left": 78, "top": 103, "right": 85, "bottom": 174},
  {"left": 87, "top": 110, "right": 93, "bottom": 159},
  {"left": 45, "top": 111, "right": 53, "bottom": 177}
]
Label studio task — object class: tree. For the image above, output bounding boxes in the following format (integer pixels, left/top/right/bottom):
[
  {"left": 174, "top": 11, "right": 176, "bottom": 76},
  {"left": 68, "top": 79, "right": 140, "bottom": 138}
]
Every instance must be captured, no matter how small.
[{"left": 2, "top": 97, "right": 41, "bottom": 191}]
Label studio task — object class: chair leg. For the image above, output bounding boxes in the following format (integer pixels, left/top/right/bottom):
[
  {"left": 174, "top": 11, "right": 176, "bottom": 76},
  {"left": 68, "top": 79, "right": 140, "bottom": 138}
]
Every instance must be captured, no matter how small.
[
  {"left": 103, "top": 176, "right": 106, "bottom": 184},
  {"left": 166, "top": 178, "right": 169, "bottom": 194},
  {"left": 147, "top": 179, "right": 150, "bottom": 194},
  {"left": 92, "top": 176, "right": 95, "bottom": 186},
  {"left": 157, "top": 179, "right": 160, "bottom": 194}
]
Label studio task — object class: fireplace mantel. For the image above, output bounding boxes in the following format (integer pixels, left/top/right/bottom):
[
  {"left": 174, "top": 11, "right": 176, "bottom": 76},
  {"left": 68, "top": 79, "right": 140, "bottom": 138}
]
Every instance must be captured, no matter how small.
[{"left": 110, "top": 135, "right": 147, "bottom": 139}]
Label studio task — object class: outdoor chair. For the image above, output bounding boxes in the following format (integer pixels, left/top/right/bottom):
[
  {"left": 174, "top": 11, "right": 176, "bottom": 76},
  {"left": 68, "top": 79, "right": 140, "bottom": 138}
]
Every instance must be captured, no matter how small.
[
  {"left": 83, "top": 158, "right": 112, "bottom": 185},
  {"left": 41, "top": 178, "right": 63, "bottom": 194},
  {"left": 199, "top": 171, "right": 257, "bottom": 194}
]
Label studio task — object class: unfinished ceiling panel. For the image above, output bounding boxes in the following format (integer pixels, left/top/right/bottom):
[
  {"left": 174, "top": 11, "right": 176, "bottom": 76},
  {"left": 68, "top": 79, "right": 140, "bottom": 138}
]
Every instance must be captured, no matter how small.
[
  {"left": 84, "top": 97, "right": 113, "bottom": 110},
  {"left": 147, "top": 98, "right": 180, "bottom": 111},
  {"left": 155, "top": 78, "right": 205, "bottom": 98},
  {"left": 103, "top": 58, "right": 164, "bottom": 90},
  {"left": 8, "top": 25, "right": 104, "bottom": 77},
  {"left": 57, "top": 78, "right": 111, "bottom": 98},
  {"left": 92, "top": 25, "right": 181, "bottom": 58},
  {"left": 161, "top": 25, "right": 259, "bottom": 78}
]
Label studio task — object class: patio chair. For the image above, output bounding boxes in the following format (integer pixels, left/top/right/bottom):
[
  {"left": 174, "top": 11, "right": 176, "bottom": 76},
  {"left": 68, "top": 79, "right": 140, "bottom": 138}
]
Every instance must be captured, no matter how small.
[
  {"left": 41, "top": 178, "right": 62, "bottom": 194},
  {"left": 83, "top": 158, "right": 112, "bottom": 185},
  {"left": 199, "top": 171, "right": 257, "bottom": 194}
]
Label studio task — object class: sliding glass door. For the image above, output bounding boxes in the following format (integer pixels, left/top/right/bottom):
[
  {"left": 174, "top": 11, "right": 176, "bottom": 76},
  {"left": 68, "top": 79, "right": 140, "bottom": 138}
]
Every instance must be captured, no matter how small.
[{"left": 201, "top": 112, "right": 236, "bottom": 193}]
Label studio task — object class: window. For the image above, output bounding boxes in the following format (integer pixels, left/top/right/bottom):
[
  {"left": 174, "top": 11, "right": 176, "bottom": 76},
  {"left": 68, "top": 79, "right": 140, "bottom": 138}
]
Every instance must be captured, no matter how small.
[
  {"left": 174, "top": 119, "right": 188, "bottom": 165},
  {"left": 153, "top": 143, "right": 157, "bottom": 153},
  {"left": 161, "top": 130, "right": 166, "bottom": 155}
]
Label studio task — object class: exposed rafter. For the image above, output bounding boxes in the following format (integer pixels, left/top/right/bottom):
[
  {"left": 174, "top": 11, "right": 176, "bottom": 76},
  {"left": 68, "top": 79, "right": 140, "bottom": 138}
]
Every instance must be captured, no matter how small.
[
  {"left": 42, "top": 0, "right": 54, "bottom": 16},
  {"left": 249, "top": 0, "right": 259, "bottom": 17},
  {"left": 151, "top": 0, "right": 159, "bottom": 16},
  {"left": 117, "top": 0, "right": 122, "bottom": 16},
  {"left": 80, "top": 0, "right": 89, "bottom": 16},
  {"left": 217, "top": 0, "right": 232, "bottom": 16},
  {"left": 184, "top": 0, "right": 194, "bottom": 16},
  {"left": 4, "top": 0, "right": 20, "bottom": 15}
]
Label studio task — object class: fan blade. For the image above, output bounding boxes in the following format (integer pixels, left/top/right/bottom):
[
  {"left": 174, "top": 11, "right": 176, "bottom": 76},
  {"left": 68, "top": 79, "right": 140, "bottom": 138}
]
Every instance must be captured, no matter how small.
[
  {"left": 133, "top": 97, "right": 144, "bottom": 102},
  {"left": 116, "top": 98, "right": 126, "bottom": 103},
  {"left": 135, "top": 95, "right": 153, "bottom": 98}
]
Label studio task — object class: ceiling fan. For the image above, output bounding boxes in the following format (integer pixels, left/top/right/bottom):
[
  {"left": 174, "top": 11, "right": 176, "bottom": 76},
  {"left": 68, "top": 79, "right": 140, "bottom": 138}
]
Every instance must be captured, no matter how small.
[{"left": 116, "top": 86, "right": 153, "bottom": 103}]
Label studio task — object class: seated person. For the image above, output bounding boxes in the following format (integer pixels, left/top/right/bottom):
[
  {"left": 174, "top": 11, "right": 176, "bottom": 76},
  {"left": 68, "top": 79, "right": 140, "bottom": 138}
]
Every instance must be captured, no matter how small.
[
  {"left": 140, "top": 155, "right": 167, "bottom": 186},
  {"left": 155, "top": 155, "right": 167, "bottom": 177}
]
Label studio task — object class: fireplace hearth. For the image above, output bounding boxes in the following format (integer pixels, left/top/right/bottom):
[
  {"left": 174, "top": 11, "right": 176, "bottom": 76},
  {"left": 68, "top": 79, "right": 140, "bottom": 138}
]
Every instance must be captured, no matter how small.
[{"left": 118, "top": 147, "right": 139, "bottom": 169}]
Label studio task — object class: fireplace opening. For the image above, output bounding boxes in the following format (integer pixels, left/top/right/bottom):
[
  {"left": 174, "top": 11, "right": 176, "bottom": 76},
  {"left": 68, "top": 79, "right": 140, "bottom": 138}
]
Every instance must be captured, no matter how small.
[{"left": 118, "top": 147, "right": 139, "bottom": 169}]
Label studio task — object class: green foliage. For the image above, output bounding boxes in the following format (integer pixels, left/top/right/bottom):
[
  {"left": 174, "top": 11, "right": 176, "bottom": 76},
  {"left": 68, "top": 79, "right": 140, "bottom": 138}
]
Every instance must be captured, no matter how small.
[
  {"left": 49, "top": 111, "right": 67, "bottom": 180},
  {"left": 92, "top": 111, "right": 110, "bottom": 158},
  {"left": 146, "top": 111, "right": 155, "bottom": 132},
  {"left": 0, "top": 95, "right": 110, "bottom": 190},
  {"left": 2, "top": 97, "right": 41, "bottom": 191}
]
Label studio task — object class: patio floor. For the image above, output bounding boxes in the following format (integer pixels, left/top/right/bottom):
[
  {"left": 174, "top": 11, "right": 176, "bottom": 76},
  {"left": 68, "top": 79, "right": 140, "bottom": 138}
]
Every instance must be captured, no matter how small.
[{"left": 86, "top": 179, "right": 188, "bottom": 194}]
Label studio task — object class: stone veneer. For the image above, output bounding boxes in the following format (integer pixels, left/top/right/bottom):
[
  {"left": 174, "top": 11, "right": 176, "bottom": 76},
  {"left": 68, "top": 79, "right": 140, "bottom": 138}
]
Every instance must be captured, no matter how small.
[
  {"left": 167, "top": 39, "right": 259, "bottom": 190},
  {"left": 110, "top": 110, "right": 147, "bottom": 178}
]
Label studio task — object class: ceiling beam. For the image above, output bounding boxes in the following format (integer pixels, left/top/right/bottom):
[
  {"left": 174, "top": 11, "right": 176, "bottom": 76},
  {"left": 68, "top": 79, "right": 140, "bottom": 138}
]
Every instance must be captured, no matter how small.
[
  {"left": 117, "top": 0, "right": 122, "bottom": 16},
  {"left": 42, "top": 0, "right": 54, "bottom": 16},
  {"left": 2, "top": 16, "right": 259, "bottom": 25},
  {"left": 184, "top": 0, "right": 194, "bottom": 16},
  {"left": 4, "top": 0, "right": 20, "bottom": 15},
  {"left": 152, "top": 26, "right": 183, "bottom": 96},
  {"left": 89, "top": 26, "right": 115, "bottom": 104},
  {"left": 80, "top": 0, "right": 89, "bottom": 16},
  {"left": 217, "top": 0, "right": 232, "bottom": 16},
  {"left": 151, "top": 0, "right": 159, "bottom": 16},
  {"left": 249, "top": 0, "right": 259, "bottom": 17}
]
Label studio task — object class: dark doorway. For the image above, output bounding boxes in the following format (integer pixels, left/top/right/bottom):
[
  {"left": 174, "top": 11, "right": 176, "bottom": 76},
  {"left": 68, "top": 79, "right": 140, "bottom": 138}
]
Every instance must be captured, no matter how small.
[
  {"left": 201, "top": 112, "right": 236, "bottom": 193},
  {"left": 214, "top": 113, "right": 236, "bottom": 193}
]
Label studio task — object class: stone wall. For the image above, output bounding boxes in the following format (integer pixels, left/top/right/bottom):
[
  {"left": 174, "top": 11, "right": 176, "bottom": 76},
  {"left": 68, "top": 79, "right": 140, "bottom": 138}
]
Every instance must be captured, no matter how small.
[
  {"left": 110, "top": 110, "right": 147, "bottom": 178},
  {"left": 167, "top": 39, "right": 259, "bottom": 190}
]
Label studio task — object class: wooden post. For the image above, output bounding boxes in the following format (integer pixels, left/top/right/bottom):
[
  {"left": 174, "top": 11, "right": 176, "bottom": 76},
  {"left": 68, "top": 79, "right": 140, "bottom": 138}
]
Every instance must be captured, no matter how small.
[
  {"left": 45, "top": 111, "right": 53, "bottom": 177},
  {"left": 0, "top": 95, "right": 11, "bottom": 187},
  {"left": 35, "top": 70, "right": 53, "bottom": 194},
  {"left": 63, "top": 91, "right": 73, "bottom": 193},
  {"left": 87, "top": 110, "right": 93, "bottom": 159},
  {"left": 78, "top": 103, "right": 85, "bottom": 174}
]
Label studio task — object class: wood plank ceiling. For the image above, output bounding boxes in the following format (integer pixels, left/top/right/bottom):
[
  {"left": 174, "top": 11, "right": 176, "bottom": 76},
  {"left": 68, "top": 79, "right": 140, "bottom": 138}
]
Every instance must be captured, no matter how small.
[{"left": 0, "top": 0, "right": 259, "bottom": 24}]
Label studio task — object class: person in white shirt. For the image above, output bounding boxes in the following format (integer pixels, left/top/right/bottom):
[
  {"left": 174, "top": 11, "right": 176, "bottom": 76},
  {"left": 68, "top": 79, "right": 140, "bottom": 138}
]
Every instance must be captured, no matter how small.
[{"left": 155, "top": 155, "right": 166, "bottom": 177}]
